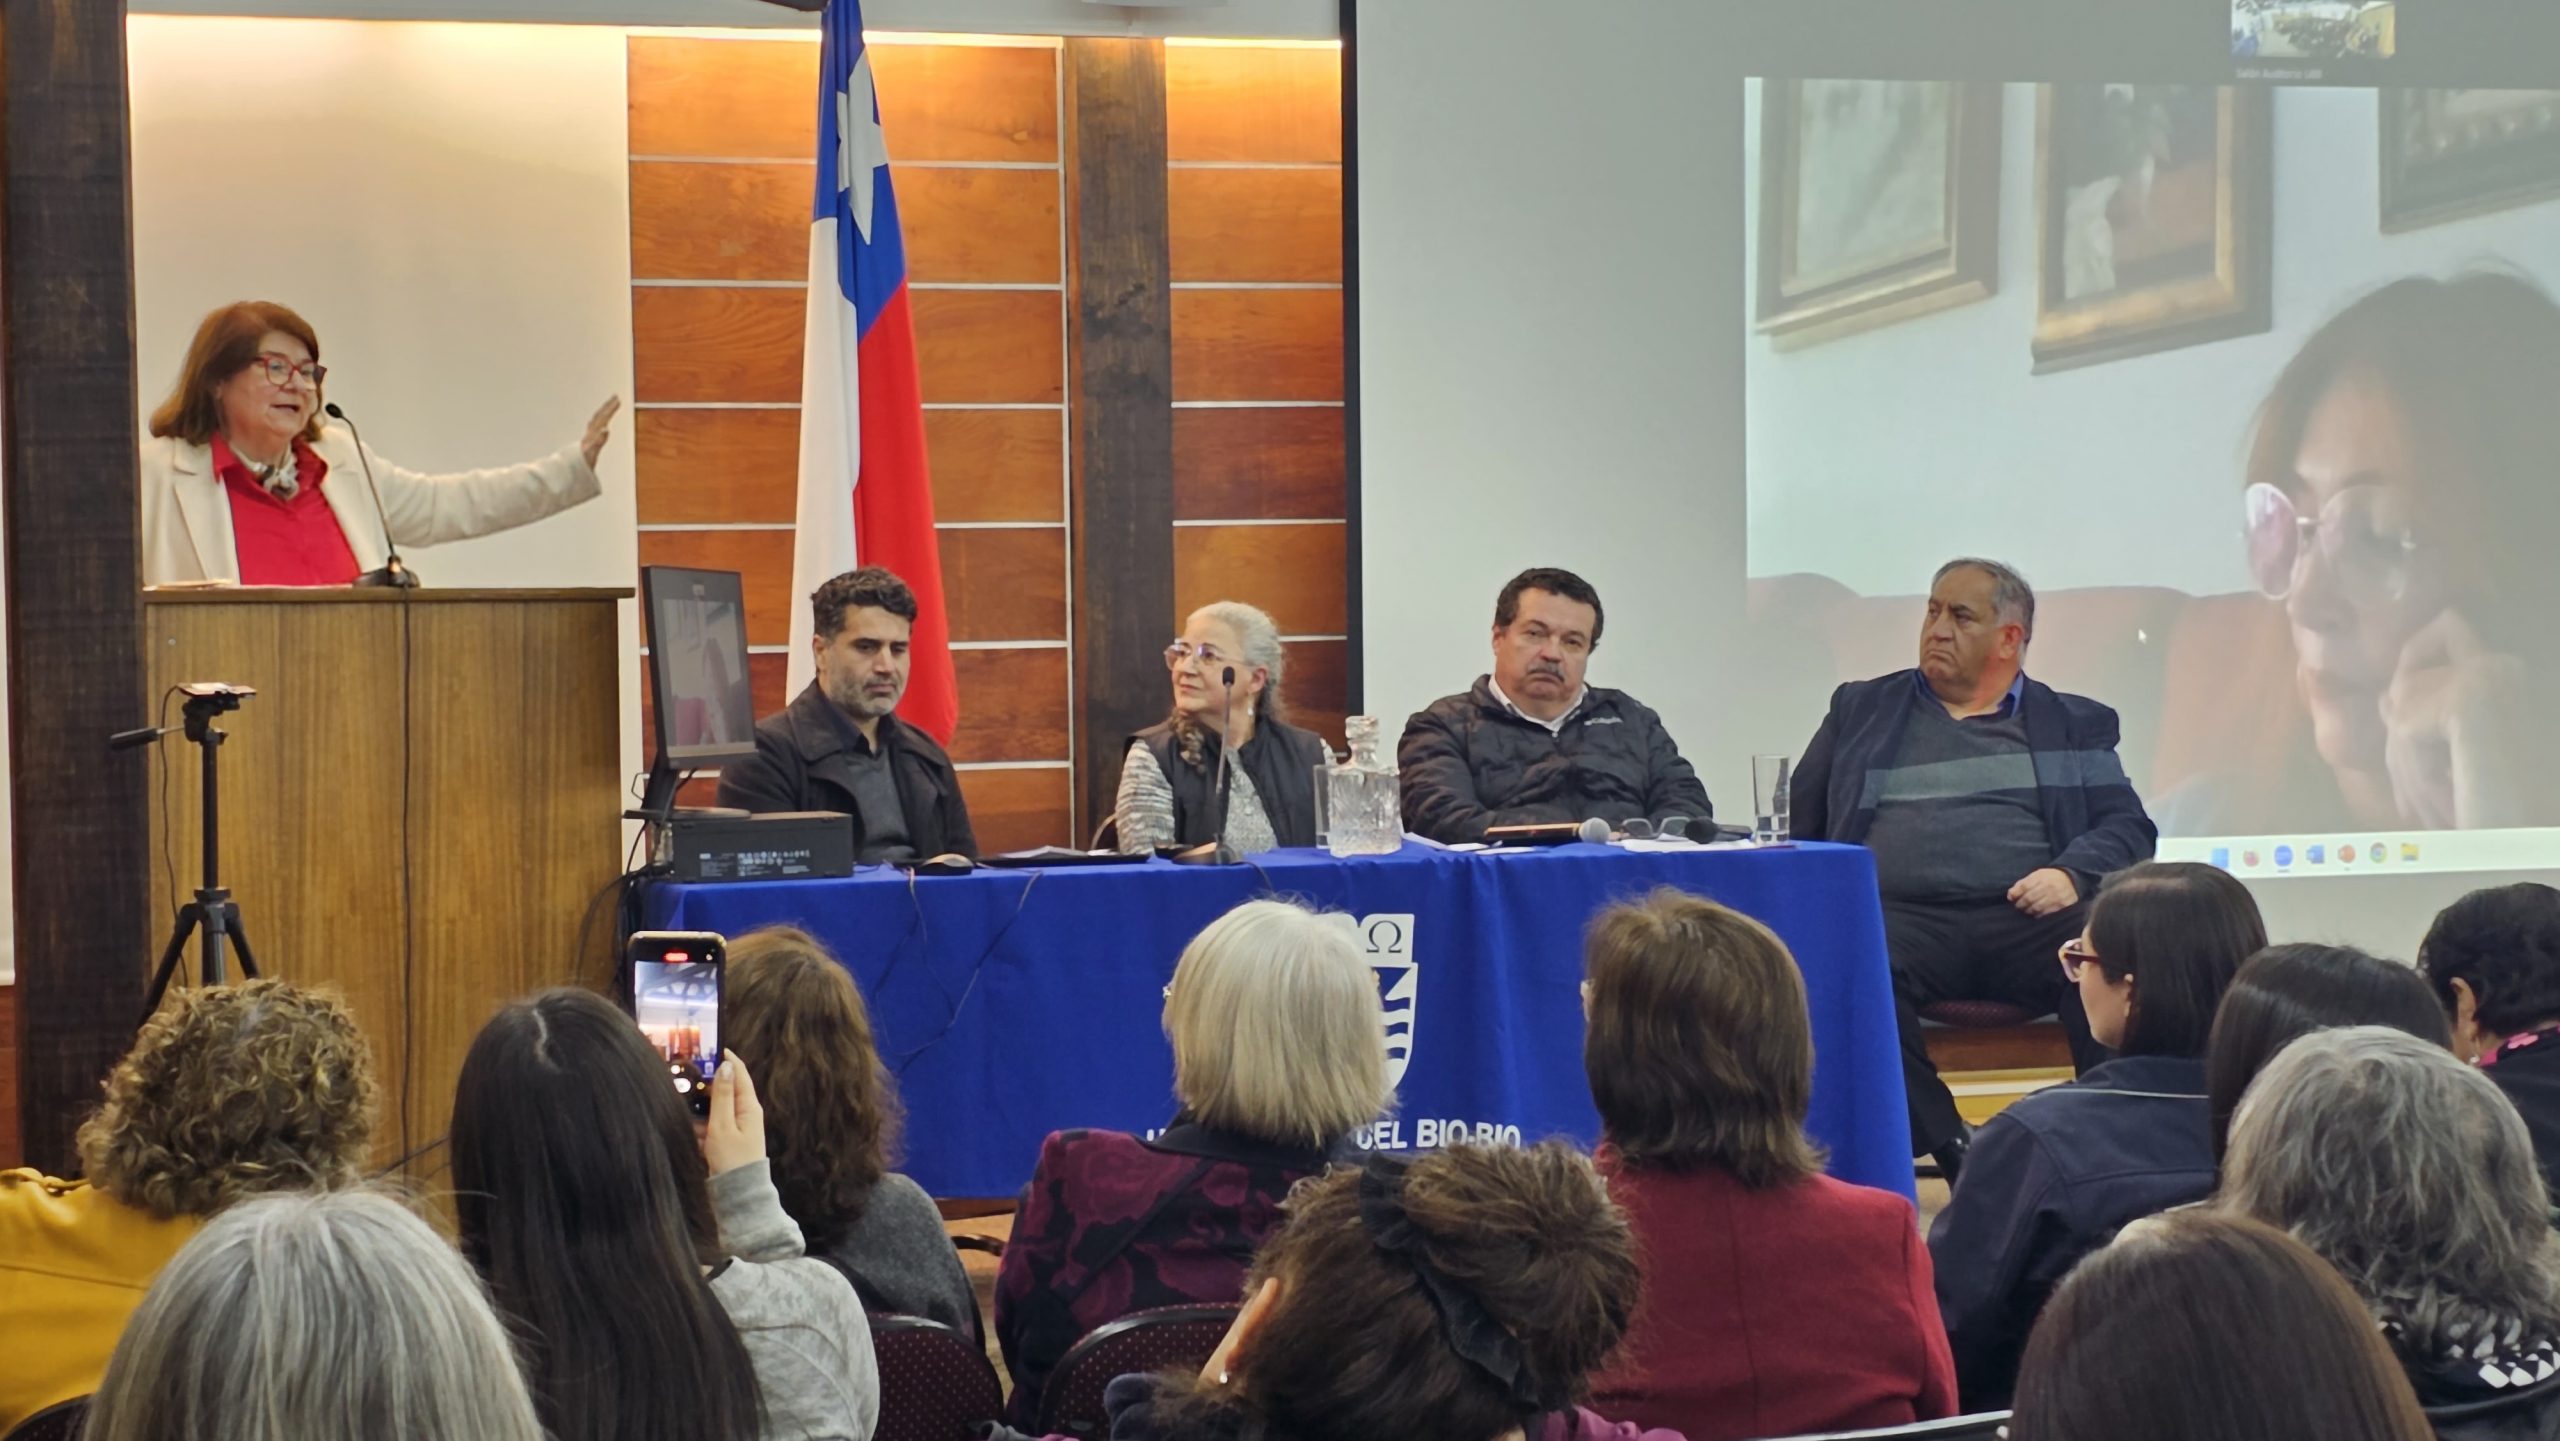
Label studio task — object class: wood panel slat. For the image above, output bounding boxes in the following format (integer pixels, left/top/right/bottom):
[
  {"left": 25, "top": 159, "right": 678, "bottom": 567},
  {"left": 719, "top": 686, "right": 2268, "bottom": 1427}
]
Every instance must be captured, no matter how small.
[
  {"left": 1170, "top": 290, "right": 1342, "bottom": 402},
  {"left": 903, "top": 166, "right": 1062, "bottom": 285},
  {"left": 942, "top": 528, "right": 1067, "bottom": 643},
  {"left": 629, "top": 36, "right": 818, "bottom": 160},
  {"left": 1168, "top": 168, "right": 1342, "bottom": 283},
  {"left": 914, "top": 289, "right": 1064, "bottom": 405},
  {"left": 928, "top": 410, "right": 1064, "bottom": 523},
  {"left": 1283, "top": 638, "right": 1349, "bottom": 752},
  {"left": 955, "top": 767, "right": 1075, "bottom": 853},
  {"left": 1172, "top": 407, "right": 1344, "bottom": 521},
  {"left": 639, "top": 530, "right": 796, "bottom": 648},
  {"left": 1174, "top": 523, "right": 1347, "bottom": 636},
  {"left": 949, "top": 647, "right": 1071, "bottom": 763},
  {"left": 631, "top": 160, "right": 807, "bottom": 282},
  {"left": 1164, "top": 45, "right": 1341, "bottom": 164},
  {"left": 636, "top": 409, "right": 799, "bottom": 526},
  {"left": 870, "top": 43, "right": 1061, "bottom": 165},
  {"left": 634, "top": 287, "right": 804, "bottom": 404}
]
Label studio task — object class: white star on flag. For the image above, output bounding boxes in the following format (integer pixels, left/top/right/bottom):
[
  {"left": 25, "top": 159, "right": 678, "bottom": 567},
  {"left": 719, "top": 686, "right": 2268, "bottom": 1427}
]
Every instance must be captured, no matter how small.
[{"left": 836, "top": 50, "right": 889, "bottom": 243}]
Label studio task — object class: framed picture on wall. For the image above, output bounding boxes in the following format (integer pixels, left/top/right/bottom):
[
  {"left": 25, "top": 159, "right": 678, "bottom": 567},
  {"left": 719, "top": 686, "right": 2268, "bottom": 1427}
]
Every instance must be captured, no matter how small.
[
  {"left": 1753, "top": 79, "right": 2002, "bottom": 349},
  {"left": 2031, "top": 84, "right": 2272, "bottom": 374},
  {"left": 2378, "top": 88, "right": 2560, "bottom": 233}
]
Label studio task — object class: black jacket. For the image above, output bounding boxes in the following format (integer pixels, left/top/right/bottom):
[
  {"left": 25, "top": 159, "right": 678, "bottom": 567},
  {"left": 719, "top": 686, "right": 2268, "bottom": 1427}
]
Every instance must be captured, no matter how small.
[
  {"left": 714, "top": 682, "right": 979, "bottom": 858},
  {"left": 1397, "top": 678, "right": 1712, "bottom": 844},
  {"left": 2421, "top": 1369, "right": 2560, "bottom": 1440},
  {"left": 1130, "top": 717, "right": 1331, "bottom": 849},
  {"left": 1926, "top": 1054, "right": 2214, "bottom": 1411}
]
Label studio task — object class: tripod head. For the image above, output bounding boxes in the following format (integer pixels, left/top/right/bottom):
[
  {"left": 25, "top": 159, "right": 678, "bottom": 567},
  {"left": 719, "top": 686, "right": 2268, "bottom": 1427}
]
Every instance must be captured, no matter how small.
[{"left": 110, "top": 682, "right": 255, "bottom": 752}]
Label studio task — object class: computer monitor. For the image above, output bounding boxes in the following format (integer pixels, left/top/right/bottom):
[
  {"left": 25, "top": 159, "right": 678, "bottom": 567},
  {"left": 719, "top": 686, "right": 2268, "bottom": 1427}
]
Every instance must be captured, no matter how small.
[{"left": 640, "top": 566, "right": 758, "bottom": 815}]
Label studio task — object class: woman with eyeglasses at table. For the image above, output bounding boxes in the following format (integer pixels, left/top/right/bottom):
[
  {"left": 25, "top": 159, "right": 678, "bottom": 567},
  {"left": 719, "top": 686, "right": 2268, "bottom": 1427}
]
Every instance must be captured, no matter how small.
[
  {"left": 2160, "top": 269, "right": 2560, "bottom": 835},
  {"left": 139, "top": 300, "right": 618, "bottom": 587},
  {"left": 1927, "top": 860, "right": 2262, "bottom": 1413},
  {"left": 1114, "top": 601, "right": 1332, "bottom": 855}
]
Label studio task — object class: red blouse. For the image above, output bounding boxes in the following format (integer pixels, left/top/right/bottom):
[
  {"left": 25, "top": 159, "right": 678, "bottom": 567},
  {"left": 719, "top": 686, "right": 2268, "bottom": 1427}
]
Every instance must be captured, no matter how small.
[{"left": 213, "top": 434, "right": 359, "bottom": 586}]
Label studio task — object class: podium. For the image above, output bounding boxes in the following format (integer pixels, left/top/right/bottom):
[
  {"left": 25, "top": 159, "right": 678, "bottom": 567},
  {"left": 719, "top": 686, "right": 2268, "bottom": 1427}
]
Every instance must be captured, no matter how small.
[{"left": 145, "top": 587, "right": 628, "bottom": 1175}]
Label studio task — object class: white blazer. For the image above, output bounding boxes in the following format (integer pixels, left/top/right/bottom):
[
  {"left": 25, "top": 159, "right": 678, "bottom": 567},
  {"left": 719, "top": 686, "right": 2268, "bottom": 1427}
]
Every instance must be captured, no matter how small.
[{"left": 140, "top": 421, "right": 602, "bottom": 586}]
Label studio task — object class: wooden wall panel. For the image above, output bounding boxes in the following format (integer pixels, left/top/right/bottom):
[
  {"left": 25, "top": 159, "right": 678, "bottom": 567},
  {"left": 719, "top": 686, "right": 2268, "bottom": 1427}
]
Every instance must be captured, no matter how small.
[
  {"left": 949, "top": 648, "right": 1071, "bottom": 763},
  {"left": 956, "top": 767, "right": 1075, "bottom": 853},
  {"left": 942, "top": 528, "right": 1068, "bottom": 642},
  {"left": 636, "top": 409, "right": 798, "bottom": 525},
  {"left": 1284, "top": 638, "right": 1350, "bottom": 749},
  {"left": 629, "top": 37, "right": 817, "bottom": 159},
  {"left": 927, "top": 410, "right": 1064, "bottom": 523},
  {"left": 1174, "top": 523, "right": 1348, "bottom": 636},
  {"left": 634, "top": 287, "right": 804, "bottom": 403},
  {"left": 902, "top": 167, "right": 1062, "bottom": 285},
  {"left": 1164, "top": 44, "right": 1342, "bottom": 164},
  {"left": 1170, "top": 290, "right": 1342, "bottom": 402},
  {"left": 1173, "top": 408, "right": 1343, "bottom": 520},
  {"left": 1168, "top": 169, "right": 1342, "bottom": 283},
  {"left": 914, "top": 289, "right": 1065, "bottom": 405},
  {"left": 638, "top": 530, "right": 795, "bottom": 647},
  {"left": 869, "top": 43, "right": 1061, "bottom": 164},
  {"left": 632, "top": 161, "right": 805, "bottom": 281}
]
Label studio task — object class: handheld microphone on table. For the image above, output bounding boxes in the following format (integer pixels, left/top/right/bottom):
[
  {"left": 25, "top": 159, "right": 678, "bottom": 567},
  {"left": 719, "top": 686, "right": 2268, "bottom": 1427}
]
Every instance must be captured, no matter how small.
[
  {"left": 1577, "top": 817, "right": 1614, "bottom": 845},
  {"left": 324, "top": 402, "right": 422, "bottom": 589}
]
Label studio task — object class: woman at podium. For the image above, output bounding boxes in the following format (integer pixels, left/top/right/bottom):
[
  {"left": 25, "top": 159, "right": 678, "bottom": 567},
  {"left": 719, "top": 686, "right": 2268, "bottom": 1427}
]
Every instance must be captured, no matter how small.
[{"left": 139, "top": 300, "right": 616, "bottom": 586}]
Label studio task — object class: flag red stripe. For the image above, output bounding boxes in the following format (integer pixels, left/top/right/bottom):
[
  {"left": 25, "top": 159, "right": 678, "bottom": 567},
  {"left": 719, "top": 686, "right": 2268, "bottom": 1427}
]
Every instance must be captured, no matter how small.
[{"left": 854, "top": 282, "right": 958, "bottom": 743}]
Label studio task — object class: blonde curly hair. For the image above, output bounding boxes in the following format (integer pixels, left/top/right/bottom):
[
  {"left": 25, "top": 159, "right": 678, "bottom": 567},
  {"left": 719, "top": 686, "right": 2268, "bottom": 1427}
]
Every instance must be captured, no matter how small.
[{"left": 76, "top": 980, "right": 379, "bottom": 1219}]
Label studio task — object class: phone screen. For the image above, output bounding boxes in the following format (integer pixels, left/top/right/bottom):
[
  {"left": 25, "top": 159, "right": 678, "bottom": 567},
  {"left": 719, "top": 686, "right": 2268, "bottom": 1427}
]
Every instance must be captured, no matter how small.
[{"left": 632, "top": 943, "right": 722, "bottom": 1117}]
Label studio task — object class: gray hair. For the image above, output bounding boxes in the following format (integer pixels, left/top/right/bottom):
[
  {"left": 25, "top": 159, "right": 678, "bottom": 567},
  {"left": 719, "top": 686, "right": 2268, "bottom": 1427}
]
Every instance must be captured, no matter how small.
[
  {"left": 1189, "top": 600, "right": 1289, "bottom": 721},
  {"left": 1164, "top": 898, "right": 1392, "bottom": 1147},
  {"left": 2222, "top": 1025, "right": 2560, "bottom": 1360},
  {"left": 1934, "top": 557, "right": 2037, "bottom": 645},
  {"left": 85, "top": 1189, "right": 546, "bottom": 1441}
]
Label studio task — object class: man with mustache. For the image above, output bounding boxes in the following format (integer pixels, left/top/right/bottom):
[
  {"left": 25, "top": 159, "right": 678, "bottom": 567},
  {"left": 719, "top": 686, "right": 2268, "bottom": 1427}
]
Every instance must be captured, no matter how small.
[
  {"left": 1791, "top": 559, "right": 2155, "bottom": 1181},
  {"left": 718, "top": 566, "right": 977, "bottom": 861},
  {"left": 1399, "top": 567, "right": 1712, "bottom": 844}
]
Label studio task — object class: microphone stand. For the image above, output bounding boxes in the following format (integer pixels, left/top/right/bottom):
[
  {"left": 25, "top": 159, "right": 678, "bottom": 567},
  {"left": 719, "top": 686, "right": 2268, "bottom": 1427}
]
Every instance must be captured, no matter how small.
[
  {"left": 1176, "top": 666, "right": 1244, "bottom": 866},
  {"left": 324, "top": 402, "right": 422, "bottom": 589}
]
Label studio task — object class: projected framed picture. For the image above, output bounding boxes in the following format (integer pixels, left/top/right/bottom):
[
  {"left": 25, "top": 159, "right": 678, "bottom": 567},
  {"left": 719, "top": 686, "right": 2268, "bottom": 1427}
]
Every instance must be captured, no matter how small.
[
  {"left": 1754, "top": 79, "right": 2002, "bottom": 349},
  {"left": 2378, "top": 89, "right": 2560, "bottom": 233},
  {"left": 2031, "top": 84, "right": 2272, "bottom": 374}
]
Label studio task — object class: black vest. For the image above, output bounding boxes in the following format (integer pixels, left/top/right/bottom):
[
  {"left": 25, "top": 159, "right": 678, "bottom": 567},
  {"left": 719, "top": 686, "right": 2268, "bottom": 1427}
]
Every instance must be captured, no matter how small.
[{"left": 1130, "top": 717, "right": 1328, "bottom": 849}]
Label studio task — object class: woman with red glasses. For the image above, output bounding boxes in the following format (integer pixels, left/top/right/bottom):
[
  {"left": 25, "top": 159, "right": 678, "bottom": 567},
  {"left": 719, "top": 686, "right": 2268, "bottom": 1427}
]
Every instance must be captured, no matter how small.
[
  {"left": 2175, "top": 269, "right": 2560, "bottom": 834},
  {"left": 1926, "top": 859, "right": 2262, "bottom": 1413},
  {"left": 140, "top": 299, "right": 616, "bottom": 587}
]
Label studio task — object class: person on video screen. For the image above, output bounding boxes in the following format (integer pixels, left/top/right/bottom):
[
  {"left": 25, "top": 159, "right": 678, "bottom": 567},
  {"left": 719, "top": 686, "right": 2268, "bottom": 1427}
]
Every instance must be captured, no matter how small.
[{"left": 2169, "top": 270, "right": 2560, "bottom": 834}]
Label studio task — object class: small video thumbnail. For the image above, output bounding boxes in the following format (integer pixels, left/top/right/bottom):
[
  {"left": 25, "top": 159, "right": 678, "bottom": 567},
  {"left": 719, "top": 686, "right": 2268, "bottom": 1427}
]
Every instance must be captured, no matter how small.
[{"left": 2233, "top": 0, "right": 2397, "bottom": 61}]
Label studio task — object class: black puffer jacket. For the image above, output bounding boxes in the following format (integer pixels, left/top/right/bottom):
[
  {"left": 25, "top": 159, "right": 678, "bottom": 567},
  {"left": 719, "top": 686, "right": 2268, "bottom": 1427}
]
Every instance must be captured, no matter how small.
[
  {"left": 1396, "top": 678, "right": 1712, "bottom": 844},
  {"left": 2415, "top": 1355, "right": 2560, "bottom": 1440}
]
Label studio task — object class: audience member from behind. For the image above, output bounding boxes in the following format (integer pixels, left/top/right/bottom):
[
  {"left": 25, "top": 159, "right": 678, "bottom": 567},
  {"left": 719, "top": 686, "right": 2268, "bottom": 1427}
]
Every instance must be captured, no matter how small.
[
  {"left": 1581, "top": 889, "right": 1955, "bottom": 1439},
  {"left": 84, "top": 1190, "right": 546, "bottom": 1441},
  {"left": 1077, "top": 1144, "right": 1674, "bottom": 1441},
  {"left": 995, "top": 898, "right": 1390, "bottom": 1422},
  {"left": 2421, "top": 881, "right": 2560, "bottom": 1194},
  {"left": 2008, "top": 1210, "right": 2434, "bottom": 1441},
  {"left": 0, "top": 980, "right": 377, "bottom": 1433},
  {"left": 1929, "top": 860, "right": 2260, "bottom": 1411},
  {"left": 450, "top": 988, "right": 877, "bottom": 1441},
  {"left": 2224, "top": 1026, "right": 2560, "bottom": 1438},
  {"left": 1791, "top": 558, "right": 2157, "bottom": 1181},
  {"left": 725, "top": 924, "right": 977, "bottom": 1336},
  {"left": 2204, "top": 942, "right": 2453, "bottom": 1165},
  {"left": 1117, "top": 601, "right": 1332, "bottom": 855},
  {"left": 1399, "top": 566, "right": 1713, "bottom": 843}
]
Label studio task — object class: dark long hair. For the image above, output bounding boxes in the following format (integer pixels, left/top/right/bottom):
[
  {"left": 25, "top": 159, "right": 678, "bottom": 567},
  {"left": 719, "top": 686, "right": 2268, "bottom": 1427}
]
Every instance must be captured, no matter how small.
[
  {"left": 2011, "top": 1210, "right": 2434, "bottom": 1441},
  {"left": 448, "top": 988, "right": 761, "bottom": 1441},
  {"left": 2086, "top": 861, "right": 2265, "bottom": 1058},
  {"left": 2204, "top": 944, "right": 2452, "bottom": 1164},
  {"left": 724, "top": 926, "right": 902, "bottom": 1249}
]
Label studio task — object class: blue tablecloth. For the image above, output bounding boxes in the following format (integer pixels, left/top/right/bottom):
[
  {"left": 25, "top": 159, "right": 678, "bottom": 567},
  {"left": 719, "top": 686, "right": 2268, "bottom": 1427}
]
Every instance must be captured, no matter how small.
[{"left": 645, "top": 841, "right": 1913, "bottom": 1201}]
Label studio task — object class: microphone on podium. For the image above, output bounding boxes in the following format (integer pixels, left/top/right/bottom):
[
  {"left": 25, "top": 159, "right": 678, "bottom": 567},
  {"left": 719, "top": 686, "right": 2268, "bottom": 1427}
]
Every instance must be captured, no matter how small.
[{"left": 324, "top": 402, "right": 421, "bottom": 590}]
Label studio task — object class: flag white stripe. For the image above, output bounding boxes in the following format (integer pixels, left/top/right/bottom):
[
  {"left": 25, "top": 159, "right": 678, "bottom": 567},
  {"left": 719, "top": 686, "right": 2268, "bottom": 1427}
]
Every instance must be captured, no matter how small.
[{"left": 788, "top": 216, "right": 864, "bottom": 697}]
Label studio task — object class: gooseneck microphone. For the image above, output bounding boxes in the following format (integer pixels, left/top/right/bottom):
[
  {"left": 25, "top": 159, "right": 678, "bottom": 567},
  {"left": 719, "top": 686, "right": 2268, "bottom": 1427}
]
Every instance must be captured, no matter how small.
[
  {"left": 1210, "top": 666, "right": 1242, "bottom": 864},
  {"left": 324, "top": 402, "right": 421, "bottom": 589}
]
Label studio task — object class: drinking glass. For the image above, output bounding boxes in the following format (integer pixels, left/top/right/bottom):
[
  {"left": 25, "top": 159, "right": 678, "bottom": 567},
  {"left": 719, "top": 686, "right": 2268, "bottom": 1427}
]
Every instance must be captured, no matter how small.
[{"left": 1751, "top": 755, "right": 1793, "bottom": 845}]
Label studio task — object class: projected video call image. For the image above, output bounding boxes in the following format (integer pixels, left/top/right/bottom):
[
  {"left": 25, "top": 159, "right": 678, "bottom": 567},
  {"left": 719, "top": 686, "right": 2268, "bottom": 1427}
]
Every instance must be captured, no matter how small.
[
  {"left": 2232, "top": 1, "right": 2398, "bottom": 62},
  {"left": 1743, "top": 80, "right": 2560, "bottom": 847}
]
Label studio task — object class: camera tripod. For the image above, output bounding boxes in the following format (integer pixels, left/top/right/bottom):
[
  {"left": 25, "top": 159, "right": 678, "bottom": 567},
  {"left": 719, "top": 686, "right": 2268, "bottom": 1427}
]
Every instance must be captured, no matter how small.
[{"left": 112, "top": 688, "right": 260, "bottom": 1020}]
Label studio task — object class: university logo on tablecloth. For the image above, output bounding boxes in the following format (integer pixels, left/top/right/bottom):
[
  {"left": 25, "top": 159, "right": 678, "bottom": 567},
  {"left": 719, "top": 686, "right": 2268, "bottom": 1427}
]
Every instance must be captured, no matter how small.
[{"left": 1328, "top": 912, "right": 1418, "bottom": 1089}]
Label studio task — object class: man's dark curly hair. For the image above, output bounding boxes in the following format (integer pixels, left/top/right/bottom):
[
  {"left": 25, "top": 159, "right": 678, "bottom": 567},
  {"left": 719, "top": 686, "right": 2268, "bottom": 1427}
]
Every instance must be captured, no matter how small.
[
  {"left": 811, "top": 566, "right": 918, "bottom": 639},
  {"left": 76, "top": 979, "right": 378, "bottom": 1220},
  {"left": 2420, "top": 882, "right": 2560, "bottom": 1037}
]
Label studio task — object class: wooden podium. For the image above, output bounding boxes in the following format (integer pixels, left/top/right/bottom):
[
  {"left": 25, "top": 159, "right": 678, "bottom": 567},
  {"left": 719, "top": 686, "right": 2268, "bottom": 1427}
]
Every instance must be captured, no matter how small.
[{"left": 144, "top": 587, "right": 628, "bottom": 1175}]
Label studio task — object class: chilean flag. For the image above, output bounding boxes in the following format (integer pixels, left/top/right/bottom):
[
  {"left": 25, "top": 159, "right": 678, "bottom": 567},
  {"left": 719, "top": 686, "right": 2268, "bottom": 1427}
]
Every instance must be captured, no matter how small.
[{"left": 789, "top": 0, "right": 957, "bottom": 741}]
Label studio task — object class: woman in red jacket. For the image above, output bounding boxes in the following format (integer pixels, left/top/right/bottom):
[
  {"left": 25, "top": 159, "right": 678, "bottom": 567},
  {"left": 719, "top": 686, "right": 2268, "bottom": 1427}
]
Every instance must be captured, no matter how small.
[{"left": 1583, "top": 889, "right": 1957, "bottom": 1440}]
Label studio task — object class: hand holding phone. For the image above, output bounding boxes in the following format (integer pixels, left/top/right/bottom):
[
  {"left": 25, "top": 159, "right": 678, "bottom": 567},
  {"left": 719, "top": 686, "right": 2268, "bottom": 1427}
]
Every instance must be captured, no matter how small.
[{"left": 703, "top": 1050, "right": 767, "bottom": 1177}]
